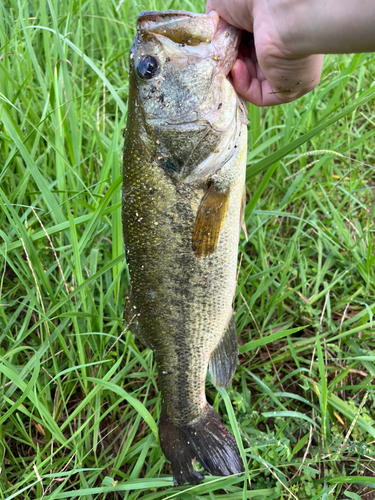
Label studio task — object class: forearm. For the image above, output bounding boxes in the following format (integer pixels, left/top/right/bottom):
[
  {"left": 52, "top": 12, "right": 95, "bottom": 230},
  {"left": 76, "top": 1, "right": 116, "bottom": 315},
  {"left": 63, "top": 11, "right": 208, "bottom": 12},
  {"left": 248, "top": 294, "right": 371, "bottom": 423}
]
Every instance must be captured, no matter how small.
[{"left": 268, "top": 0, "right": 375, "bottom": 56}]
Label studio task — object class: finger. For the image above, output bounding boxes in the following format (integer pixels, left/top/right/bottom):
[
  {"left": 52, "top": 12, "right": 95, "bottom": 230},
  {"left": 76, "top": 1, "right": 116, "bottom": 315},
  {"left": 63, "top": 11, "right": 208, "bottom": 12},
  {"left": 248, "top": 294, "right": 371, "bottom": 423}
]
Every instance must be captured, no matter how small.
[
  {"left": 234, "top": 53, "right": 266, "bottom": 84},
  {"left": 237, "top": 53, "right": 256, "bottom": 80},
  {"left": 205, "top": 0, "right": 252, "bottom": 29},
  {"left": 253, "top": 59, "right": 266, "bottom": 82},
  {"left": 233, "top": 52, "right": 324, "bottom": 106},
  {"left": 231, "top": 59, "right": 284, "bottom": 107},
  {"left": 205, "top": 0, "right": 215, "bottom": 14}
]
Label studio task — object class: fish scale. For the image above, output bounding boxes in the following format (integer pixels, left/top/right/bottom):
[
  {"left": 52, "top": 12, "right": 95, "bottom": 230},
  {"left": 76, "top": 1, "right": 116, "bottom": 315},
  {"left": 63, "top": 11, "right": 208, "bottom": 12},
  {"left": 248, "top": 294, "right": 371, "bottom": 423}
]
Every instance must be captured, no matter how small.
[{"left": 123, "top": 10, "right": 247, "bottom": 485}]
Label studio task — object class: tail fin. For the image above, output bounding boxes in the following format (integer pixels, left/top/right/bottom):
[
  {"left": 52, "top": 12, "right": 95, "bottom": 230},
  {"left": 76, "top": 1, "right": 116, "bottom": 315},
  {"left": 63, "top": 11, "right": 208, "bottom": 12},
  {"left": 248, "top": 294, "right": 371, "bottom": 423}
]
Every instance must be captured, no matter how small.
[{"left": 159, "top": 405, "right": 244, "bottom": 486}]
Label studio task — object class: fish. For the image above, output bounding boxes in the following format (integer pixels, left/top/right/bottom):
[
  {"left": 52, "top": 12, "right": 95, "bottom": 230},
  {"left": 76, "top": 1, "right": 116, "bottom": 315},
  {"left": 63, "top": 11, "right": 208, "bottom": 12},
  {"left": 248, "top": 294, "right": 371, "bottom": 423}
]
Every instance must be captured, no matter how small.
[{"left": 122, "top": 10, "right": 247, "bottom": 486}]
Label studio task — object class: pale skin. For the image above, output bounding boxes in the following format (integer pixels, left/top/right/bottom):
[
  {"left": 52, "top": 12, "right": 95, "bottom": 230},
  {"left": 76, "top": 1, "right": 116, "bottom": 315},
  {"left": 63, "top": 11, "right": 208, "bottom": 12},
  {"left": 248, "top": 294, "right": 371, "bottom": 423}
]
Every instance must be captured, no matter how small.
[{"left": 206, "top": 0, "right": 375, "bottom": 106}]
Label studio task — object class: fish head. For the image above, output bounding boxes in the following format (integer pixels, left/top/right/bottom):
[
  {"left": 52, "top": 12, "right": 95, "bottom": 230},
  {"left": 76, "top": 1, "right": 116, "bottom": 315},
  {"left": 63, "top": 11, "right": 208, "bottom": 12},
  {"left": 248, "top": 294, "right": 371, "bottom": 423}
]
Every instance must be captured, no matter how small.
[{"left": 126, "top": 10, "right": 243, "bottom": 179}]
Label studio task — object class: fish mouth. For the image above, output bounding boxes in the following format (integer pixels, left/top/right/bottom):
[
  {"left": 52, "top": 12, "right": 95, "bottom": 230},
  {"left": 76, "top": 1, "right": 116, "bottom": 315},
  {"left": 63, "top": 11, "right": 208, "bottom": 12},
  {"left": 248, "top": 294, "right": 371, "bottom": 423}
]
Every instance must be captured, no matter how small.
[
  {"left": 137, "top": 10, "right": 218, "bottom": 46},
  {"left": 137, "top": 10, "right": 241, "bottom": 75}
]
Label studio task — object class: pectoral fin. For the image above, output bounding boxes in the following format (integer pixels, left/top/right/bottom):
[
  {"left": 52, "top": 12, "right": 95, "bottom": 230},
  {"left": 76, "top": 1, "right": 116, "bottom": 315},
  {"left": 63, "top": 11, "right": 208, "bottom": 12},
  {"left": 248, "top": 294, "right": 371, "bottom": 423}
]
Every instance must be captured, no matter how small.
[
  {"left": 192, "top": 185, "right": 230, "bottom": 258},
  {"left": 209, "top": 314, "right": 238, "bottom": 388}
]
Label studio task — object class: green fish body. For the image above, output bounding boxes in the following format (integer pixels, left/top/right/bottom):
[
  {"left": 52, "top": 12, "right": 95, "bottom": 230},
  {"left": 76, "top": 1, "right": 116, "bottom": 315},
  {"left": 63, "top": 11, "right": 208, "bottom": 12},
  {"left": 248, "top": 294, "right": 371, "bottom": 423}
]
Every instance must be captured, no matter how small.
[{"left": 122, "top": 10, "right": 247, "bottom": 485}]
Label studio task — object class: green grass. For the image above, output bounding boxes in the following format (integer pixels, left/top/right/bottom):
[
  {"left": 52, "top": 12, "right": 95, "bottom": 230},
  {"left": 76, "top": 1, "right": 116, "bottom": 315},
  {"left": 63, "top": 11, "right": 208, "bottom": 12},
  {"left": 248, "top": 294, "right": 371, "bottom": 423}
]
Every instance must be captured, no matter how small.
[{"left": 1, "top": 0, "right": 375, "bottom": 499}]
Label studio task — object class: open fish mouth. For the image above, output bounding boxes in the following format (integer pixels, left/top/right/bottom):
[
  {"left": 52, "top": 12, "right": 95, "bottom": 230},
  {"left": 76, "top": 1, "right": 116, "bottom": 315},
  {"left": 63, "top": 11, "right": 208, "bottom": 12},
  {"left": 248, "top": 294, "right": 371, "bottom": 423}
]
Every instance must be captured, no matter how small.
[
  {"left": 137, "top": 10, "right": 241, "bottom": 76},
  {"left": 137, "top": 10, "right": 218, "bottom": 46}
]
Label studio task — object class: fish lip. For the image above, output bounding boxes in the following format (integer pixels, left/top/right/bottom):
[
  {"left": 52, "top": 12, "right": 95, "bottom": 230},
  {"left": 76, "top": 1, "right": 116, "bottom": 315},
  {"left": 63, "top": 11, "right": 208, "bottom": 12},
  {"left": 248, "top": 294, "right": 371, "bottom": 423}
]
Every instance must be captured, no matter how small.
[
  {"left": 138, "top": 10, "right": 200, "bottom": 24},
  {"left": 137, "top": 10, "right": 219, "bottom": 28},
  {"left": 137, "top": 10, "right": 219, "bottom": 47},
  {"left": 137, "top": 10, "right": 216, "bottom": 34}
]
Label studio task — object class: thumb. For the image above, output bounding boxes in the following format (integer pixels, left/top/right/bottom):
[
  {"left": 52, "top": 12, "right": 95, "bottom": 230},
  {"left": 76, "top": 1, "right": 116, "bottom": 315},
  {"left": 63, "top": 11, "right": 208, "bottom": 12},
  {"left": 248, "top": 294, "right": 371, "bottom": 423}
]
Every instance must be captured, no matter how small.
[
  {"left": 231, "top": 50, "right": 324, "bottom": 107},
  {"left": 205, "top": 0, "right": 215, "bottom": 14}
]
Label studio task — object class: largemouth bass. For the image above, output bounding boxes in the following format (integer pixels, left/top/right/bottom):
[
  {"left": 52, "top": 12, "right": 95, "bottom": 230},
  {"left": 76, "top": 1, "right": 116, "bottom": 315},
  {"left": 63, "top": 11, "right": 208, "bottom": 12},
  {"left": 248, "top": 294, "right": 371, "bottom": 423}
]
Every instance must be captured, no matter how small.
[{"left": 122, "top": 10, "right": 247, "bottom": 485}]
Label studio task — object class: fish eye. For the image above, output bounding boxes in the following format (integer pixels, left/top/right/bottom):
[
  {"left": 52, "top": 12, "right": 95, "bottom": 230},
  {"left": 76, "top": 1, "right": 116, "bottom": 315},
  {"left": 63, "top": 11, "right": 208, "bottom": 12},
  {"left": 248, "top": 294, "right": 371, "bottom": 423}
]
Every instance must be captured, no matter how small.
[{"left": 137, "top": 55, "right": 158, "bottom": 80}]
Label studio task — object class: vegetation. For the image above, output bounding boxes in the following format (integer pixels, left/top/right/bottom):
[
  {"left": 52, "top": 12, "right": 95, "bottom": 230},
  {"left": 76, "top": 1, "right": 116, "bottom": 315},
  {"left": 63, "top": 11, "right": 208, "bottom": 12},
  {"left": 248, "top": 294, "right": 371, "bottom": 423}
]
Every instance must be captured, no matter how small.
[{"left": 0, "top": 0, "right": 374, "bottom": 498}]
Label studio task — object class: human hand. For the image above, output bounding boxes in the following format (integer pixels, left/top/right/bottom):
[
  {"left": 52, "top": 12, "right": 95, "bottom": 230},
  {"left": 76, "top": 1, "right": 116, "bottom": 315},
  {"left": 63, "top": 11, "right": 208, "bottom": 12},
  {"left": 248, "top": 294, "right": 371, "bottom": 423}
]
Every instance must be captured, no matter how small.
[{"left": 206, "top": 0, "right": 324, "bottom": 106}]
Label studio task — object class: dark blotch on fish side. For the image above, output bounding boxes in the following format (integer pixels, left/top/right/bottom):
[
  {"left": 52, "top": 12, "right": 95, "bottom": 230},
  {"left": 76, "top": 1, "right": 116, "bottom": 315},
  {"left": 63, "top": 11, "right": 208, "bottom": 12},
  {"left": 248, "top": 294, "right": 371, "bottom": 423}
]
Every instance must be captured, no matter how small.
[{"left": 162, "top": 158, "right": 183, "bottom": 173}]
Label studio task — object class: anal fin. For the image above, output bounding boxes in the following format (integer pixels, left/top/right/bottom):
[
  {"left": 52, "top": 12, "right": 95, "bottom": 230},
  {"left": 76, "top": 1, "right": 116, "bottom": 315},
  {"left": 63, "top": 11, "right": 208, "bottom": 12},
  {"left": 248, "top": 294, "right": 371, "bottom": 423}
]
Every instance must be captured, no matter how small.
[
  {"left": 209, "top": 314, "right": 238, "bottom": 388},
  {"left": 192, "top": 185, "right": 230, "bottom": 258}
]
